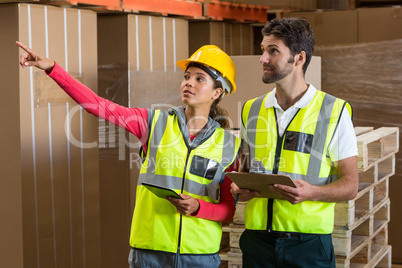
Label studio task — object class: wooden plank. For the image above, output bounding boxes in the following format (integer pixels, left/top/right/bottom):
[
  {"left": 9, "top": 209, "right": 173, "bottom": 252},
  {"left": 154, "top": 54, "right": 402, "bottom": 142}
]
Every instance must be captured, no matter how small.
[
  {"left": 358, "top": 164, "right": 377, "bottom": 184},
  {"left": 354, "top": 126, "right": 374, "bottom": 136},
  {"left": 232, "top": 201, "right": 246, "bottom": 225},
  {"left": 370, "top": 245, "right": 391, "bottom": 268},
  {"left": 229, "top": 231, "right": 242, "bottom": 249},
  {"left": 377, "top": 155, "right": 395, "bottom": 181},
  {"left": 373, "top": 177, "right": 389, "bottom": 208}
]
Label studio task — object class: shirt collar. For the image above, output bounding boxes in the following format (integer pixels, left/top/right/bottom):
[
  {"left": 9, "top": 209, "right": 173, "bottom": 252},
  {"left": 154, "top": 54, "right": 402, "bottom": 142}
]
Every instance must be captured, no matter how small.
[{"left": 264, "top": 84, "right": 317, "bottom": 110}]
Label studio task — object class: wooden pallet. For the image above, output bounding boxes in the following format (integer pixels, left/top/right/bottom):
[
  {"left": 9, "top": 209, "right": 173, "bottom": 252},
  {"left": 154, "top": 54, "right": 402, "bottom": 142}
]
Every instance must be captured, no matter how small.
[
  {"left": 332, "top": 198, "right": 390, "bottom": 256},
  {"left": 335, "top": 226, "right": 391, "bottom": 268},
  {"left": 356, "top": 127, "right": 399, "bottom": 171}
]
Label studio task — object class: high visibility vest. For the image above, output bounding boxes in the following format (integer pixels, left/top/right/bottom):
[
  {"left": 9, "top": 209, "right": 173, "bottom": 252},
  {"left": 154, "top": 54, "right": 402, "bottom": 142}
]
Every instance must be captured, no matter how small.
[
  {"left": 242, "top": 90, "right": 352, "bottom": 234},
  {"left": 130, "top": 109, "right": 241, "bottom": 254}
]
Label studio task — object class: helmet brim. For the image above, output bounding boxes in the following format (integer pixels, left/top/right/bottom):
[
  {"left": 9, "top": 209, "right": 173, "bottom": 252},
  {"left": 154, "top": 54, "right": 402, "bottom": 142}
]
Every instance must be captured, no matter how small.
[{"left": 176, "top": 59, "right": 191, "bottom": 72}]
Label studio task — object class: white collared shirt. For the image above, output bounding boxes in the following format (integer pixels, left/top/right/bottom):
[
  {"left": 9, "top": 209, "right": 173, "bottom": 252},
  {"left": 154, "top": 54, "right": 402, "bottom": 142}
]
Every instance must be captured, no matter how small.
[{"left": 243, "top": 84, "right": 358, "bottom": 162}]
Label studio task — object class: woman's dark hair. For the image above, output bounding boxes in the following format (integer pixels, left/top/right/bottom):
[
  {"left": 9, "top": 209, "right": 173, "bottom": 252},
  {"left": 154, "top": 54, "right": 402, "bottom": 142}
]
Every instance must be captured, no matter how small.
[
  {"left": 262, "top": 18, "right": 315, "bottom": 75},
  {"left": 209, "top": 79, "right": 230, "bottom": 128}
]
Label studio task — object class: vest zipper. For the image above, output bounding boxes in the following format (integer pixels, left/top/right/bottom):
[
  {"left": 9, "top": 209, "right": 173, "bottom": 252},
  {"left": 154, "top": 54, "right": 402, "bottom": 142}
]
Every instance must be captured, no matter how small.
[
  {"left": 267, "top": 108, "right": 300, "bottom": 232},
  {"left": 177, "top": 147, "right": 192, "bottom": 252},
  {"left": 267, "top": 135, "right": 283, "bottom": 232}
]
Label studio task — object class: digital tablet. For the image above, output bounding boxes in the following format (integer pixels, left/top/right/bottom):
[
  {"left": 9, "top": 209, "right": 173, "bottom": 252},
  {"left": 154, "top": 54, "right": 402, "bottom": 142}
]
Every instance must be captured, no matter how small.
[{"left": 142, "top": 182, "right": 183, "bottom": 200}]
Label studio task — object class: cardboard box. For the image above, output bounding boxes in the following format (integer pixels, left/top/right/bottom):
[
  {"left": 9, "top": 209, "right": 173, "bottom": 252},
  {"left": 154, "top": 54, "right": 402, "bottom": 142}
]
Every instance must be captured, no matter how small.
[
  {"left": 284, "top": 10, "right": 358, "bottom": 45},
  {"left": 316, "top": 0, "right": 350, "bottom": 10},
  {"left": 97, "top": 14, "right": 188, "bottom": 268},
  {"left": 189, "top": 21, "right": 254, "bottom": 56},
  {"left": 358, "top": 6, "right": 402, "bottom": 43},
  {"left": 220, "top": 55, "right": 321, "bottom": 129},
  {"left": 0, "top": 3, "right": 100, "bottom": 268},
  {"left": 284, "top": 7, "right": 402, "bottom": 45}
]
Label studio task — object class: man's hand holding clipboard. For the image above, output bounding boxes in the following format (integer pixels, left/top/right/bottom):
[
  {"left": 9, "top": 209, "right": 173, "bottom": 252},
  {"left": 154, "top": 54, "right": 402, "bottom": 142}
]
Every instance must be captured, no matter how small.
[{"left": 228, "top": 172, "right": 299, "bottom": 203}]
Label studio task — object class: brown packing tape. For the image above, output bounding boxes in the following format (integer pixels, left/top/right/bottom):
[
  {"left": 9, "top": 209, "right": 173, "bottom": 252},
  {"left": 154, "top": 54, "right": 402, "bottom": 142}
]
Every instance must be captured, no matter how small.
[
  {"left": 35, "top": 73, "right": 83, "bottom": 106},
  {"left": 99, "top": 69, "right": 182, "bottom": 157},
  {"left": 391, "top": 5, "right": 401, "bottom": 19},
  {"left": 129, "top": 70, "right": 183, "bottom": 108}
]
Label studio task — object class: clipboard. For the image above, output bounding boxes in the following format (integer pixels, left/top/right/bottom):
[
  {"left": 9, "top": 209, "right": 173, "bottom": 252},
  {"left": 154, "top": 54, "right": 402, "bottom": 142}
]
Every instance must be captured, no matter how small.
[
  {"left": 142, "top": 182, "right": 183, "bottom": 200},
  {"left": 226, "top": 172, "right": 297, "bottom": 199}
]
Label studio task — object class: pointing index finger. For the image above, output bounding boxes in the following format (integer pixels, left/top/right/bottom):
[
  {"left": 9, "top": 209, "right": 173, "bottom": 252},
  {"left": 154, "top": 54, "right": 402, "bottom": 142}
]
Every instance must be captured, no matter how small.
[{"left": 16, "top": 41, "right": 33, "bottom": 54}]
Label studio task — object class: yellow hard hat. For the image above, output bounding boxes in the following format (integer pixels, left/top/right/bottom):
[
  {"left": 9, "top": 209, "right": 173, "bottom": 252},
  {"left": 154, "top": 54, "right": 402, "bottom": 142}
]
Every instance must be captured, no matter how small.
[{"left": 177, "top": 45, "right": 237, "bottom": 95}]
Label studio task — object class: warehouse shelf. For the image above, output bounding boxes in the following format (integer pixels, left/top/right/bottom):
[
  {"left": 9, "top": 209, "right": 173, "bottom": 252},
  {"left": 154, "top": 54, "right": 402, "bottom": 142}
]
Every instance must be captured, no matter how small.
[
  {"left": 203, "top": 1, "right": 269, "bottom": 22},
  {"left": 33, "top": 0, "right": 121, "bottom": 10},
  {"left": 7, "top": 0, "right": 271, "bottom": 22},
  {"left": 122, "top": 0, "right": 203, "bottom": 18}
]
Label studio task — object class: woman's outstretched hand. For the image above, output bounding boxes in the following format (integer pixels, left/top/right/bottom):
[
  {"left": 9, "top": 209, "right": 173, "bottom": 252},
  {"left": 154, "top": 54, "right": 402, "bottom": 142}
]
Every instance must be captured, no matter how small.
[{"left": 16, "top": 41, "right": 55, "bottom": 71}]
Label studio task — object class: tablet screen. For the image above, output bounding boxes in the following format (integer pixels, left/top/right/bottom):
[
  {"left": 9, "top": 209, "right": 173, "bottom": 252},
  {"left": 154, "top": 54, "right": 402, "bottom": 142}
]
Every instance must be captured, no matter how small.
[{"left": 142, "top": 182, "right": 183, "bottom": 200}]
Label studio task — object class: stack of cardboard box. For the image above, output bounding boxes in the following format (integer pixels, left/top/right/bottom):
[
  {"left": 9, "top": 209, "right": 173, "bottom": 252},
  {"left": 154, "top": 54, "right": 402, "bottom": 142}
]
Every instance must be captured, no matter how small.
[
  {"left": 1, "top": 3, "right": 100, "bottom": 267},
  {"left": 284, "top": 7, "right": 402, "bottom": 45}
]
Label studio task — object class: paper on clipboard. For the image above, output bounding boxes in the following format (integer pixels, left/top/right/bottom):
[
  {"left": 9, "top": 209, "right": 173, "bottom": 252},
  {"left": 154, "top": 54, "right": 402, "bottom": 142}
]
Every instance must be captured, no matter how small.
[{"left": 226, "top": 172, "right": 297, "bottom": 199}]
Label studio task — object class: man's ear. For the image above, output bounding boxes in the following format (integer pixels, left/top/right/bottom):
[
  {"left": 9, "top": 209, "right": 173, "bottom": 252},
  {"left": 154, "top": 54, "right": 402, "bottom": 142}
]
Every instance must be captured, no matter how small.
[
  {"left": 213, "top": 87, "right": 223, "bottom": 100},
  {"left": 295, "top": 51, "right": 306, "bottom": 67}
]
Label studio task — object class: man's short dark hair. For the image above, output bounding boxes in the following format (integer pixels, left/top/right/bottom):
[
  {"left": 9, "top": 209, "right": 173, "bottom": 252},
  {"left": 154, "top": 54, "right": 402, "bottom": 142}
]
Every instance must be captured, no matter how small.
[{"left": 262, "top": 18, "right": 315, "bottom": 75}]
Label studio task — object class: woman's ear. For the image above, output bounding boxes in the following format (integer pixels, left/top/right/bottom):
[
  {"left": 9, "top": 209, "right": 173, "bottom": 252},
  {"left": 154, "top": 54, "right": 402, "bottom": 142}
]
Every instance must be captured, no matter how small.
[{"left": 212, "top": 87, "right": 223, "bottom": 100}]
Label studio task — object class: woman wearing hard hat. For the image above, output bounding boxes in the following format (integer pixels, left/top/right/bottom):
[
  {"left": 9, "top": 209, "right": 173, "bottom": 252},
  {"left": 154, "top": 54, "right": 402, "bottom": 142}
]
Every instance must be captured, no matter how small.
[{"left": 17, "top": 41, "right": 241, "bottom": 268}]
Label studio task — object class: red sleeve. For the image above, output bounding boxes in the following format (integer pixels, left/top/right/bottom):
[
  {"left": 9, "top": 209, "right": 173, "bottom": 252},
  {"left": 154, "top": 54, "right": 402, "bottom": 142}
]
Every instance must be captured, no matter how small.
[
  {"left": 191, "top": 158, "right": 240, "bottom": 222},
  {"left": 47, "top": 62, "right": 148, "bottom": 146}
]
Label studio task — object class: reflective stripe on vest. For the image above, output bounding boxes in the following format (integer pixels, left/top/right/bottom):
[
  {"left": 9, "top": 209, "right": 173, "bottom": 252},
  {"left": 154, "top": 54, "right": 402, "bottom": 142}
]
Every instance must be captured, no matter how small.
[
  {"left": 242, "top": 90, "right": 351, "bottom": 234},
  {"left": 130, "top": 109, "right": 241, "bottom": 254}
]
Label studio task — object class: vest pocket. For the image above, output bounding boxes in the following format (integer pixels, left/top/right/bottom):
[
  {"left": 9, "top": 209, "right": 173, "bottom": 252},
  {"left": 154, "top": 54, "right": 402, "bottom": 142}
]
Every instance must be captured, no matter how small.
[
  {"left": 189, "top": 155, "right": 219, "bottom": 180},
  {"left": 283, "top": 131, "right": 314, "bottom": 154}
]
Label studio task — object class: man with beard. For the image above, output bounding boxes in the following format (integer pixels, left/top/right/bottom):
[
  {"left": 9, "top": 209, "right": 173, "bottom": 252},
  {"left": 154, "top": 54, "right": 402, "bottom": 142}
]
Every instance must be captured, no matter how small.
[{"left": 231, "top": 18, "right": 359, "bottom": 268}]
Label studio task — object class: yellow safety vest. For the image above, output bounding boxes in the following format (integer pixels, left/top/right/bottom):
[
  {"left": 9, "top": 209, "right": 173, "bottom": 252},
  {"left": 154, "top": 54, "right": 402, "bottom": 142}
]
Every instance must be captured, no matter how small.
[
  {"left": 242, "top": 90, "right": 352, "bottom": 234},
  {"left": 130, "top": 108, "right": 241, "bottom": 254}
]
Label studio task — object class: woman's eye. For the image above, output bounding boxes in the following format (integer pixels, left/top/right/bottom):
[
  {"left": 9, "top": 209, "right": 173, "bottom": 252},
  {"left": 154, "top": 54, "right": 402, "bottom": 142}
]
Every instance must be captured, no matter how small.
[{"left": 197, "top": 77, "right": 205, "bottom": 82}]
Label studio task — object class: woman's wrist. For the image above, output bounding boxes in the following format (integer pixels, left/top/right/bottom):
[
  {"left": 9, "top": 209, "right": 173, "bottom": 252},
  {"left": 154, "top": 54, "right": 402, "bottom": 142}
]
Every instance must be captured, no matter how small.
[
  {"left": 45, "top": 61, "right": 56, "bottom": 74},
  {"left": 45, "top": 60, "right": 55, "bottom": 72}
]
